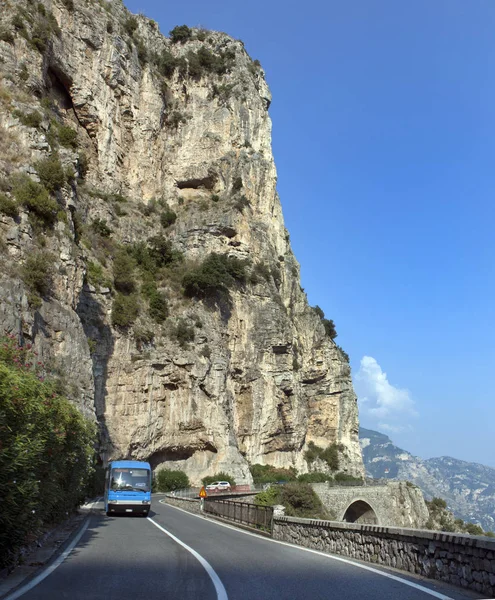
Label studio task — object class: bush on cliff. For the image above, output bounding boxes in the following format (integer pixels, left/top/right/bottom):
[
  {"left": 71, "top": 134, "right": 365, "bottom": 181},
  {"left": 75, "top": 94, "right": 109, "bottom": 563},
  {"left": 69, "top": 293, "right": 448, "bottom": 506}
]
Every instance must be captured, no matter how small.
[
  {"left": 249, "top": 463, "right": 297, "bottom": 484},
  {"left": 254, "top": 482, "right": 329, "bottom": 519},
  {"left": 156, "top": 469, "right": 190, "bottom": 492},
  {"left": 0, "top": 335, "right": 96, "bottom": 569},
  {"left": 182, "top": 253, "right": 248, "bottom": 307}
]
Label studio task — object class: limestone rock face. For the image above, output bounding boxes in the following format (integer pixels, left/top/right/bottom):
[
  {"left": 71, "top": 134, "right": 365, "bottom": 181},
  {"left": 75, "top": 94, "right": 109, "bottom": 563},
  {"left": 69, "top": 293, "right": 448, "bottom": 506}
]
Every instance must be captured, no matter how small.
[{"left": 0, "top": 0, "right": 364, "bottom": 483}]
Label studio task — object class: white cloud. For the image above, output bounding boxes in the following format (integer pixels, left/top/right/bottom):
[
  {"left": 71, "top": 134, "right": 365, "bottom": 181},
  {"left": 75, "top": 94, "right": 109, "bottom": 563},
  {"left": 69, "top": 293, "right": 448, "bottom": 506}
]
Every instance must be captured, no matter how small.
[{"left": 354, "top": 356, "right": 418, "bottom": 425}]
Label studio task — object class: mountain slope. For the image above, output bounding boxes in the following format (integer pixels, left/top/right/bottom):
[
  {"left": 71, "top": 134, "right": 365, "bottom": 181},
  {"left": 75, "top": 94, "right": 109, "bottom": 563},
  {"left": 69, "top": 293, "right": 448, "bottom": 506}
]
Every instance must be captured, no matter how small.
[{"left": 359, "top": 427, "right": 495, "bottom": 532}]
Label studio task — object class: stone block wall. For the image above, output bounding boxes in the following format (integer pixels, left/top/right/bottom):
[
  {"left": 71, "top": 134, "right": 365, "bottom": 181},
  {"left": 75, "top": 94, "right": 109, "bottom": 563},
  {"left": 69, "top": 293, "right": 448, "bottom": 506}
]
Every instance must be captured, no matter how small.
[
  {"left": 161, "top": 496, "right": 202, "bottom": 514},
  {"left": 273, "top": 517, "right": 495, "bottom": 597}
]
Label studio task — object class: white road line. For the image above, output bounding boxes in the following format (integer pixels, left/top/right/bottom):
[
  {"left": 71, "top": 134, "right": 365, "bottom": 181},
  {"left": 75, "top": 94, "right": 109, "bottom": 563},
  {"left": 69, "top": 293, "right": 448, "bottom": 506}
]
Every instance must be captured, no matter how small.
[
  {"left": 3, "top": 498, "right": 102, "bottom": 600},
  {"left": 158, "top": 500, "right": 456, "bottom": 600},
  {"left": 147, "top": 517, "right": 228, "bottom": 600},
  {"left": 4, "top": 518, "right": 90, "bottom": 600}
]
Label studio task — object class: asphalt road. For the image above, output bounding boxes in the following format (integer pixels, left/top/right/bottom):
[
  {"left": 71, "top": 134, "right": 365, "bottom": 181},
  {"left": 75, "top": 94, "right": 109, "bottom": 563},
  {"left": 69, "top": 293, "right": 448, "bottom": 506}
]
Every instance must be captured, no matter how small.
[{"left": 10, "top": 500, "right": 484, "bottom": 600}]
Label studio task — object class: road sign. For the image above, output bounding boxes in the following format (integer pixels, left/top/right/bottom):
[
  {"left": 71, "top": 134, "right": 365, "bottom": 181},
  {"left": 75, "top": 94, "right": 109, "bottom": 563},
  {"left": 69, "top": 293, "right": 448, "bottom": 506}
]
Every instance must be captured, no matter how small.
[{"left": 199, "top": 486, "right": 207, "bottom": 498}]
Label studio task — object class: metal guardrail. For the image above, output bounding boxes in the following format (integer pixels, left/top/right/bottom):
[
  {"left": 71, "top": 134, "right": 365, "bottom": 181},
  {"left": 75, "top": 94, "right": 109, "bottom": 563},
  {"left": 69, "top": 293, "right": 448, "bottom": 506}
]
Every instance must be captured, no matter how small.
[{"left": 204, "top": 498, "right": 274, "bottom": 533}]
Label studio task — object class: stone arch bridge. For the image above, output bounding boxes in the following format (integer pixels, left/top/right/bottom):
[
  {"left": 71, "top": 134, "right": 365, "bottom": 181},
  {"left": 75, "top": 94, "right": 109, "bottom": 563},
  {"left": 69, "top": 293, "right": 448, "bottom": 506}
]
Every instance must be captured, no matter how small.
[{"left": 311, "top": 480, "right": 429, "bottom": 528}]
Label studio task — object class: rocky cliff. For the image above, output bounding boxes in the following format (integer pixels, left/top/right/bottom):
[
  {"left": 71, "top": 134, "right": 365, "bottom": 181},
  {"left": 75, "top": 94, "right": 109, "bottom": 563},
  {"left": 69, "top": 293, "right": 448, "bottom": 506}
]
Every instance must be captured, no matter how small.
[
  {"left": 360, "top": 428, "right": 495, "bottom": 533},
  {"left": 0, "top": 0, "right": 364, "bottom": 484}
]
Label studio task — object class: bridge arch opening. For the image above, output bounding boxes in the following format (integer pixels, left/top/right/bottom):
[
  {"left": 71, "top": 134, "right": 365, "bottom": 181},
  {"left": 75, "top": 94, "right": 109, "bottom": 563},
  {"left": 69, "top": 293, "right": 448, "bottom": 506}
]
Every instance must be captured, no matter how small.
[{"left": 343, "top": 500, "right": 378, "bottom": 525}]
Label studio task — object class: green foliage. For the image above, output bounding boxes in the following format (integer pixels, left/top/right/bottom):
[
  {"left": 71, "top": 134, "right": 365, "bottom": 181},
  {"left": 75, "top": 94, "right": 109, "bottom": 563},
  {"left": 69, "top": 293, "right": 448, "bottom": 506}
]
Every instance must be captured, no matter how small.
[
  {"left": 149, "top": 291, "right": 168, "bottom": 323},
  {"left": 312, "top": 306, "right": 338, "bottom": 339},
  {"left": 279, "top": 483, "right": 328, "bottom": 518},
  {"left": 169, "top": 25, "right": 192, "bottom": 44},
  {"left": 0, "top": 193, "right": 18, "bottom": 218},
  {"left": 156, "top": 469, "right": 190, "bottom": 492},
  {"left": 429, "top": 497, "right": 448, "bottom": 510},
  {"left": 160, "top": 206, "right": 177, "bottom": 227},
  {"left": 0, "top": 29, "right": 14, "bottom": 44},
  {"left": 249, "top": 464, "right": 298, "bottom": 484},
  {"left": 111, "top": 293, "right": 139, "bottom": 327},
  {"left": 232, "top": 176, "right": 243, "bottom": 192},
  {"left": 201, "top": 472, "right": 236, "bottom": 486},
  {"left": 182, "top": 253, "right": 248, "bottom": 306},
  {"left": 172, "top": 319, "right": 195, "bottom": 348},
  {"left": 166, "top": 110, "right": 187, "bottom": 129},
  {"left": 254, "top": 482, "right": 328, "bottom": 519},
  {"left": 91, "top": 218, "right": 112, "bottom": 238},
  {"left": 464, "top": 523, "right": 483, "bottom": 536},
  {"left": 86, "top": 261, "right": 111, "bottom": 289},
  {"left": 77, "top": 153, "right": 89, "bottom": 179},
  {"left": 62, "top": 0, "right": 75, "bottom": 9},
  {"left": 13, "top": 175, "right": 58, "bottom": 228},
  {"left": 304, "top": 441, "right": 341, "bottom": 471},
  {"left": 158, "top": 49, "right": 179, "bottom": 78},
  {"left": 20, "top": 251, "right": 55, "bottom": 300},
  {"left": 124, "top": 16, "right": 138, "bottom": 36},
  {"left": 336, "top": 345, "right": 349, "bottom": 363},
  {"left": 57, "top": 126, "right": 78, "bottom": 148},
  {"left": 0, "top": 335, "right": 96, "bottom": 568},
  {"left": 323, "top": 318, "right": 337, "bottom": 339},
  {"left": 13, "top": 109, "right": 43, "bottom": 128},
  {"left": 254, "top": 486, "right": 279, "bottom": 506},
  {"left": 36, "top": 156, "right": 66, "bottom": 192},
  {"left": 297, "top": 472, "right": 332, "bottom": 483},
  {"left": 112, "top": 248, "right": 136, "bottom": 294},
  {"left": 334, "top": 472, "right": 363, "bottom": 483}
]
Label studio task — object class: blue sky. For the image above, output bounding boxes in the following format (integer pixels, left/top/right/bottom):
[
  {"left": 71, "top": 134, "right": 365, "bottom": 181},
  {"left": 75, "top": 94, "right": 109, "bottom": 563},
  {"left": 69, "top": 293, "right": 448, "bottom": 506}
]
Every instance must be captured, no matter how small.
[{"left": 124, "top": 0, "right": 495, "bottom": 468}]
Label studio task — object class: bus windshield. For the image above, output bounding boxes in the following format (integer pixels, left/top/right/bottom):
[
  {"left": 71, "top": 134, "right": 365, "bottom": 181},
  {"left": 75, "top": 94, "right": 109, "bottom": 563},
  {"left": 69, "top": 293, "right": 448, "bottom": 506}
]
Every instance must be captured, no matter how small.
[{"left": 110, "top": 468, "right": 150, "bottom": 492}]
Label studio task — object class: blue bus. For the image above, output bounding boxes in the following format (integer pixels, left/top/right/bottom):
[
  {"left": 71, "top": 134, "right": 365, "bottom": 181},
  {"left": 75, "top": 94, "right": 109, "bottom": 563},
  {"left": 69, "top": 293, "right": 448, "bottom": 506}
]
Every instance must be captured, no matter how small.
[{"left": 104, "top": 460, "right": 152, "bottom": 516}]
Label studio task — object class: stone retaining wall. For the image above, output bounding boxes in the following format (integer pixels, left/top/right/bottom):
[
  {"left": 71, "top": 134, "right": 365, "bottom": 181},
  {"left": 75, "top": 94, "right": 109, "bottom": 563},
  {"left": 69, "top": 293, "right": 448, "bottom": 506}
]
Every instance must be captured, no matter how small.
[
  {"left": 160, "top": 496, "right": 202, "bottom": 514},
  {"left": 273, "top": 517, "right": 495, "bottom": 597}
]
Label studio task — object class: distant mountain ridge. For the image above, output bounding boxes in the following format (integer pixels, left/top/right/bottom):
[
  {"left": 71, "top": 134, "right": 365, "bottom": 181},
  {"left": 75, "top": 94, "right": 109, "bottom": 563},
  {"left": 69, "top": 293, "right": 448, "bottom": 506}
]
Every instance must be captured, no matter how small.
[{"left": 359, "top": 427, "right": 495, "bottom": 532}]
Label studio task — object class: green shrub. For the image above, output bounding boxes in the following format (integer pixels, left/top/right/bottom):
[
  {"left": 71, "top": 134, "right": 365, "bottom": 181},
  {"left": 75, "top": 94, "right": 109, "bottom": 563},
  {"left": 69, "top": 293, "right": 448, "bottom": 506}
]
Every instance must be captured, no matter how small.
[
  {"left": 13, "top": 109, "right": 43, "bottom": 128},
  {"left": 148, "top": 289, "right": 168, "bottom": 323},
  {"left": 232, "top": 177, "right": 243, "bottom": 192},
  {"left": 36, "top": 156, "right": 66, "bottom": 192},
  {"left": 0, "top": 193, "right": 18, "bottom": 218},
  {"left": 249, "top": 464, "right": 297, "bottom": 484},
  {"left": 323, "top": 318, "right": 337, "bottom": 339},
  {"left": 78, "top": 153, "right": 89, "bottom": 179},
  {"left": 112, "top": 248, "right": 136, "bottom": 293},
  {"left": 169, "top": 25, "right": 192, "bottom": 44},
  {"left": 429, "top": 497, "right": 447, "bottom": 511},
  {"left": 254, "top": 482, "right": 328, "bottom": 519},
  {"left": 91, "top": 218, "right": 112, "bottom": 237},
  {"left": 20, "top": 251, "right": 54, "bottom": 299},
  {"left": 86, "top": 261, "right": 111, "bottom": 288},
  {"left": 124, "top": 16, "right": 138, "bottom": 36},
  {"left": 166, "top": 110, "right": 187, "bottom": 129},
  {"left": 297, "top": 472, "right": 332, "bottom": 483},
  {"left": 111, "top": 293, "right": 139, "bottom": 327},
  {"left": 160, "top": 206, "right": 177, "bottom": 228},
  {"left": 304, "top": 441, "right": 341, "bottom": 471},
  {"left": 334, "top": 472, "right": 363, "bottom": 483},
  {"left": 172, "top": 319, "right": 195, "bottom": 348},
  {"left": 279, "top": 483, "right": 327, "bottom": 518},
  {"left": 0, "top": 335, "right": 96, "bottom": 569},
  {"left": 158, "top": 49, "right": 179, "bottom": 78},
  {"left": 13, "top": 175, "right": 58, "bottom": 227},
  {"left": 201, "top": 472, "right": 236, "bottom": 486},
  {"left": 0, "top": 29, "right": 14, "bottom": 44},
  {"left": 156, "top": 469, "right": 190, "bottom": 492},
  {"left": 58, "top": 125, "right": 78, "bottom": 148},
  {"left": 62, "top": 0, "right": 75, "bottom": 9},
  {"left": 254, "top": 486, "right": 279, "bottom": 506},
  {"left": 182, "top": 253, "right": 248, "bottom": 305}
]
